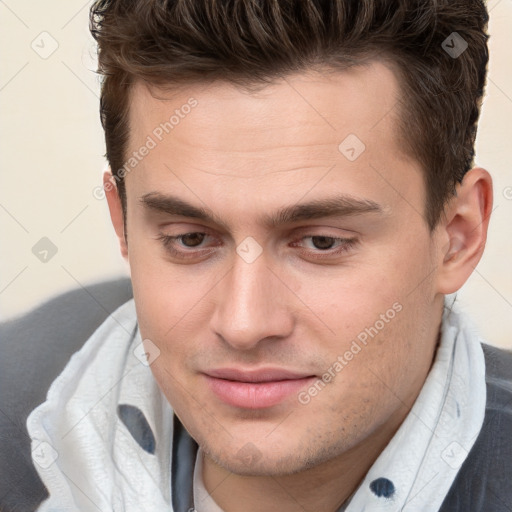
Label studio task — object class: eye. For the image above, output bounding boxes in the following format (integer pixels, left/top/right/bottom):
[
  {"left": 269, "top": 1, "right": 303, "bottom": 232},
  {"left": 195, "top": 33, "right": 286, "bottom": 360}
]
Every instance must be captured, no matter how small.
[
  {"left": 291, "top": 235, "right": 358, "bottom": 260},
  {"left": 303, "top": 236, "right": 341, "bottom": 250},
  {"left": 172, "top": 232, "right": 206, "bottom": 247},
  {"left": 156, "top": 232, "right": 216, "bottom": 260}
]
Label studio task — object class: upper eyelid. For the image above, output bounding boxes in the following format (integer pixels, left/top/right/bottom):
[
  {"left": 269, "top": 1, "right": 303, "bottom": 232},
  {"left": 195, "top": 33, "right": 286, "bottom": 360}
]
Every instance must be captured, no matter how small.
[{"left": 157, "top": 223, "right": 358, "bottom": 238}]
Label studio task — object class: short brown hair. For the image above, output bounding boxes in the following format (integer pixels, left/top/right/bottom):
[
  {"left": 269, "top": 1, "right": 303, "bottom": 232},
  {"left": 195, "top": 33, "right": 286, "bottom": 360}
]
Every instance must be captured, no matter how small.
[{"left": 90, "top": 0, "right": 489, "bottom": 231}]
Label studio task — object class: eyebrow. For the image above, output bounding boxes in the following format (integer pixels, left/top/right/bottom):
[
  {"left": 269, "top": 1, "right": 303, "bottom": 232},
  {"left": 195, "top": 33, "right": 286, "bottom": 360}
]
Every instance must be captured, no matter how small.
[{"left": 140, "top": 192, "right": 384, "bottom": 230}]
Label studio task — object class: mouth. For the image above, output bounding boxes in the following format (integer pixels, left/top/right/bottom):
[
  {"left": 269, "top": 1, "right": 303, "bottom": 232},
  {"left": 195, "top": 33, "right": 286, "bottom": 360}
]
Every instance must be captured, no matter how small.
[{"left": 203, "top": 367, "right": 317, "bottom": 409}]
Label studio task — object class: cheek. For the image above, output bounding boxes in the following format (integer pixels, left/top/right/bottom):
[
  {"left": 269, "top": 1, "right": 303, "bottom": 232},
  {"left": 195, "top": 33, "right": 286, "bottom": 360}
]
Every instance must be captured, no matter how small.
[
  {"left": 288, "top": 259, "right": 404, "bottom": 339},
  {"left": 295, "top": 256, "right": 433, "bottom": 403},
  {"left": 128, "top": 235, "right": 210, "bottom": 339},
  {"left": 294, "top": 311, "right": 416, "bottom": 437}
]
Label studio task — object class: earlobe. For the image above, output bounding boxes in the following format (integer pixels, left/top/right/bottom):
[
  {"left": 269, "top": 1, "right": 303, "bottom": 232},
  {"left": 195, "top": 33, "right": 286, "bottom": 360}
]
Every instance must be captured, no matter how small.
[
  {"left": 103, "top": 170, "right": 129, "bottom": 260},
  {"left": 436, "top": 168, "right": 493, "bottom": 294}
]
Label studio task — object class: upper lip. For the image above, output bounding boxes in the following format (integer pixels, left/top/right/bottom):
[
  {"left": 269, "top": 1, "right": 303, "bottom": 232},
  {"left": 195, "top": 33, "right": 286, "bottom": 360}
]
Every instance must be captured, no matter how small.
[{"left": 204, "top": 367, "right": 315, "bottom": 383}]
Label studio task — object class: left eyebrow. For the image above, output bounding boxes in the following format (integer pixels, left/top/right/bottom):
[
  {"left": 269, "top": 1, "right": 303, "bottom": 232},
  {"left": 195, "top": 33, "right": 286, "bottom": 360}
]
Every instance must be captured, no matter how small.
[
  {"left": 262, "top": 195, "right": 384, "bottom": 228},
  {"left": 140, "top": 192, "right": 384, "bottom": 230}
]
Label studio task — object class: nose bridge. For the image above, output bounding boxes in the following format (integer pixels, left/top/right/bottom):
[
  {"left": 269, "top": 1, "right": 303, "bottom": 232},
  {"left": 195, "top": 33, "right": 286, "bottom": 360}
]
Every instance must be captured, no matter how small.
[{"left": 211, "top": 249, "right": 292, "bottom": 350}]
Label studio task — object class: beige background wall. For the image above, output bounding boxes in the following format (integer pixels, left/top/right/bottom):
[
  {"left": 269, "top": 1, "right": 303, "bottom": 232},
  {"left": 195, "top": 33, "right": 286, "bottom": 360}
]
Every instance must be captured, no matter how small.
[{"left": 1, "top": 0, "right": 511, "bottom": 348}]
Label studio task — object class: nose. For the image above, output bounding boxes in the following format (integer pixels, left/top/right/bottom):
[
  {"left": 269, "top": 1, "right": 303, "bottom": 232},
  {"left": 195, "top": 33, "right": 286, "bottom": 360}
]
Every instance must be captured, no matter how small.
[{"left": 209, "top": 249, "right": 294, "bottom": 351}]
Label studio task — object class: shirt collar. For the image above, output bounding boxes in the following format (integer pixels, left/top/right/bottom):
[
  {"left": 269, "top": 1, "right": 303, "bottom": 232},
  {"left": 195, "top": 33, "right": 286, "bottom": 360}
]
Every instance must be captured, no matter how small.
[{"left": 340, "top": 302, "right": 486, "bottom": 511}]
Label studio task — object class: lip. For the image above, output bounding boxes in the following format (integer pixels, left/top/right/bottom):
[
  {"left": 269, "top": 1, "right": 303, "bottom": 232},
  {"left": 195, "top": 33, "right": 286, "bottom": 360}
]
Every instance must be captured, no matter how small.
[{"left": 204, "top": 367, "right": 317, "bottom": 409}]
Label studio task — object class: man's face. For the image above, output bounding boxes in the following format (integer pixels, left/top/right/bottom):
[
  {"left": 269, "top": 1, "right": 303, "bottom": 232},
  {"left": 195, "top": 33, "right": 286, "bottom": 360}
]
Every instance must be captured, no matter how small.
[{"left": 122, "top": 61, "right": 445, "bottom": 476}]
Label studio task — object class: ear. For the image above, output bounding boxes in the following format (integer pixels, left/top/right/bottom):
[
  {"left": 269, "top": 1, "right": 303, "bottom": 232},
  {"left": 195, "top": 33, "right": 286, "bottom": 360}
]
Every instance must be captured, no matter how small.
[
  {"left": 435, "top": 167, "right": 493, "bottom": 294},
  {"left": 103, "top": 170, "right": 129, "bottom": 260}
]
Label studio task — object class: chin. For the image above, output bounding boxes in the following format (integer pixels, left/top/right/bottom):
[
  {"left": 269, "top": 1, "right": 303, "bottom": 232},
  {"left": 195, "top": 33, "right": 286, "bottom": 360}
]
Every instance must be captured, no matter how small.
[{"left": 202, "top": 438, "right": 326, "bottom": 477}]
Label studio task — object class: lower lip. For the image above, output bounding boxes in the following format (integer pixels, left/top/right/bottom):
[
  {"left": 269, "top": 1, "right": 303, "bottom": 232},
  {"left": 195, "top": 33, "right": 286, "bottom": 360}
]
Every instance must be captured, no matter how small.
[{"left": 204, "top": 375, "right": 316, "bottom": 409}]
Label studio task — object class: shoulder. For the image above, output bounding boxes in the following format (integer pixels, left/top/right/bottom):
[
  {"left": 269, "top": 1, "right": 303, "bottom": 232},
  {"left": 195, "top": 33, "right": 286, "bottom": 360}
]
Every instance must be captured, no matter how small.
[
  {"left": 0, "top": 278, "right": 133, "bottom": 512},
  {"left": 439, "top": 342, "right": 512, "bottom": 511}
]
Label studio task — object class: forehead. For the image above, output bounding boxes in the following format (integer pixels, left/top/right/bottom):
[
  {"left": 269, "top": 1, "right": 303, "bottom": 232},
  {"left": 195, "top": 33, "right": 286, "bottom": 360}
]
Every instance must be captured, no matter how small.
[
  {"left": 124, "top": 61, "right": 424, "bottom": 226},
  {"left": 128, "top": 61, "right": 403, "bottom": 156}
]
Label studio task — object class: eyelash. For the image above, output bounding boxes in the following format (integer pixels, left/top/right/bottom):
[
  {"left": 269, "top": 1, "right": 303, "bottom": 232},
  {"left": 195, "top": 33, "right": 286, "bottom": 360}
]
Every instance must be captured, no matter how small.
[{"left": 156, "top": 232, "right": 358, "bottom": 261}]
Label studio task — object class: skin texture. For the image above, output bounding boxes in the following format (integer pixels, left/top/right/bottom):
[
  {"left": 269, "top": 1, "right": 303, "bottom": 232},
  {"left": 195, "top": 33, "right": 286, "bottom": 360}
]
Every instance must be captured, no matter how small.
[{"left": 105, "top": 61, "right": 492, "bottom": 512}]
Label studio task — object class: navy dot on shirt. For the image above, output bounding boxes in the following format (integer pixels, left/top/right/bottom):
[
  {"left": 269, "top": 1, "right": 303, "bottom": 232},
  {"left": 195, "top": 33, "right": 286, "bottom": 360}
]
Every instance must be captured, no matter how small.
[
  {"left": 370, "top": 477, "right": 395, "bottom": 498},
  {"left": 117, "top": 404, "right": 156, "bottom": 454}
]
